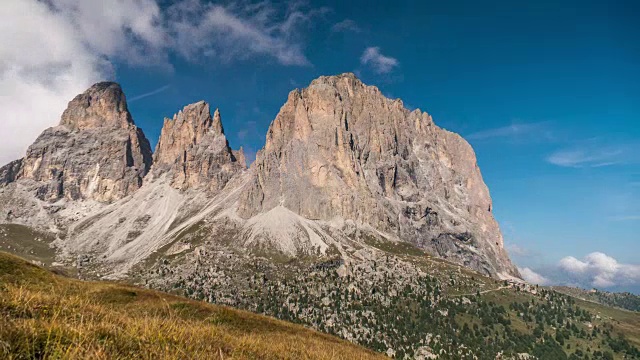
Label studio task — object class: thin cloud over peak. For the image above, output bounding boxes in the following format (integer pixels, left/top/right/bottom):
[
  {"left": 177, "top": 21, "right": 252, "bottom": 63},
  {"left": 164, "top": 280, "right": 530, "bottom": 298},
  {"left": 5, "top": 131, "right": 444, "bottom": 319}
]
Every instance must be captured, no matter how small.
[{"left": 360, "top": 47, "right": 399, "bottom": 74}]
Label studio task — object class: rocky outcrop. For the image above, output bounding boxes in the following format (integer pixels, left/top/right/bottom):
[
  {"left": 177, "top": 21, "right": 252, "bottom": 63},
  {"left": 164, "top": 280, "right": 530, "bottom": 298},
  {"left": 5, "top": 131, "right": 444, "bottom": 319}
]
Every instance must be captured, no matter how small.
[
  {"left": 0, "top": 159, "right": 22, "bottom": 186},
  {"left": 232, "top": 147, "right": 247, "bottom": 168},
  {"left": 0, "top": 82, "right": 152, "bottom": 203},
  {"left": 238, "top": 73, "right": 519, "bottom": 277},
  {"left": 153, "top": 101, "right": 245, "bottom": 191},
  {"left": 60, "top": 82, "right": 137, "bottom": 131}
]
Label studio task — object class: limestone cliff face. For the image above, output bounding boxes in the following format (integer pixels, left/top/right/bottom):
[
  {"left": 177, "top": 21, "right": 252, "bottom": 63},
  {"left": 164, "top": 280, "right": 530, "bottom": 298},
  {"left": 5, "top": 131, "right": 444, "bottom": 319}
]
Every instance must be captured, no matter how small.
[
  {"left": 238, "top": 73, "right": 518, "bottom": 277},
  {"left": 1, "top": 82, "right": 152, "bottom": 203},
  {"left": 153, "top": 101, "right": 245, "bottom": 191}
]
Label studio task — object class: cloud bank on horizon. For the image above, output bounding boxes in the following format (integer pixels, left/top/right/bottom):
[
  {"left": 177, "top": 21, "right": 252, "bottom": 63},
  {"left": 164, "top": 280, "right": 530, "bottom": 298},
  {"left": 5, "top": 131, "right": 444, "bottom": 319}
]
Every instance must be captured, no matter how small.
[
  {"left": 519, "top": 252, "right": 640, "bottom": 292},
  {"left": 0, "top": 0, "right": 321, "bottom": 166}
]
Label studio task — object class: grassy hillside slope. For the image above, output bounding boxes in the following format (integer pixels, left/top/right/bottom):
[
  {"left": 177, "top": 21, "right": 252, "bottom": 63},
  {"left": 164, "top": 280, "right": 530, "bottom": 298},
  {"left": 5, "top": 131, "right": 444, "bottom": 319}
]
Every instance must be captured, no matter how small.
[
  {"left": 551, "top": 286, "right": 640, "bottom": 313},
  {"left": 0, "top": 252, "right": 384, "bottom": 359}
]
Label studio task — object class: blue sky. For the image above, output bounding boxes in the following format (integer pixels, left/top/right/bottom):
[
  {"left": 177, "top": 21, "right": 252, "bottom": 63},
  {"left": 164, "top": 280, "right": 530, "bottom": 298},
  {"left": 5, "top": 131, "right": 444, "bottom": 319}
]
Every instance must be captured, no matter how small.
[{"left": 3, "top": 0, "right": 638, "bottom": 292}]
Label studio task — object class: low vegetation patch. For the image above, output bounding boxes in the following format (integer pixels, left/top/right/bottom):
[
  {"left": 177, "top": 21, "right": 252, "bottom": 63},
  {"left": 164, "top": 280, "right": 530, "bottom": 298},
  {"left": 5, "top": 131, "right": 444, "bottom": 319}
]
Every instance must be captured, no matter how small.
[{"left": 0, "top": 252, "right": 383, "bottom": 359}]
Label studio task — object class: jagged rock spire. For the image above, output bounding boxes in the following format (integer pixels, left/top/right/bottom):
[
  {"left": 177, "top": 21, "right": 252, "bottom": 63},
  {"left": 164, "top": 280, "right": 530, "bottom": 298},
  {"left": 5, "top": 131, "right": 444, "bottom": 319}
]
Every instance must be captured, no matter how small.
[
  {"left": 154, "top": 101, "right": 213, "bottom": 166},
  {"left": 213, "top": 108, "right": 224, "bottom": 134},
  {"left": 233, "top": 146, "right": 246, "bottom": 167},
  {"left": 153, "top": 101, "right": 244, "bottom": 191}
]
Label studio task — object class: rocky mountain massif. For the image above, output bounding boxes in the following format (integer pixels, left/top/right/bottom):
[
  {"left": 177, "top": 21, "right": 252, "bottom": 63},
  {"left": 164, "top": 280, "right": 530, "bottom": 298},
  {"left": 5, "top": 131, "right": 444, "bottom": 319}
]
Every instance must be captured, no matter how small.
[
  {"left": 0, "top": 73, "right": 517, "bottom": 280},
  {"left": 5, "top": 75, "right": 637, "bottom": 359}
]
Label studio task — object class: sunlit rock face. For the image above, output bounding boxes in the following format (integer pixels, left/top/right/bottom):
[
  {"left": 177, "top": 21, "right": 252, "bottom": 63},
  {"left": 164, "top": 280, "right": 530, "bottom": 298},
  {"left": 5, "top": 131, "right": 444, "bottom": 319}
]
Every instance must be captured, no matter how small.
[
  {"left": 2, "top": 82, "right": 152, "bottom": 203},
  {"left": 152, "top": 101, "right": 245, "bottom": 191},
  {"left": 238, "top": 73, "right": 519, "bottom": 277},
  {"left": 0, "top": 74, "right": 519, "bottom": 280}
]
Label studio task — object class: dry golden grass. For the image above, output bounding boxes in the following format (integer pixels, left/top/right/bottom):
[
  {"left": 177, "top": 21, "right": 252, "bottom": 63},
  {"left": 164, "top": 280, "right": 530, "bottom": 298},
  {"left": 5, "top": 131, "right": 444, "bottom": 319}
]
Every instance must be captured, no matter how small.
[{"left": 0, "top": 252, "right": 385, "bottom": 359}]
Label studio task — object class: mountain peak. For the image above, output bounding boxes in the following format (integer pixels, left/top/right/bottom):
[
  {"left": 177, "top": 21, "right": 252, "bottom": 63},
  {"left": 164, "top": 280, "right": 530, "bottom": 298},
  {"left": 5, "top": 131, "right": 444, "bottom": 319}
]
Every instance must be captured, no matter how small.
[
  {"left": 153, "top": 101, "right": 243, "bottom": 190},
  {"left": 60, "top": 82, "right": 135, "bottom": 131},
  {"left": 240, "top": 75, "right": 518, "bottom": 278},
  {"left": 309, "top": 72, "right": 360, "bottom": 84},
  {"left": 307, "top": 72, "right": 369, "bottom": 93},
  {"left": 154, "top": 101, "right": 216, "bottom": 167},
  {"left": 0, "top": 81, "right": 152, "bottom": 203}
]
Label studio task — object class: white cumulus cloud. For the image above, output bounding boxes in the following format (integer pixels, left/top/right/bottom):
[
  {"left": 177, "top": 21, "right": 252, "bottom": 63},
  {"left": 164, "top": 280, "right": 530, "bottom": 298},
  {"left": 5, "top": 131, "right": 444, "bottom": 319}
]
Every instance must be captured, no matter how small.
[
  {"left": 558, "top": 252, "right": 640, "bottom": 289},
  {"left": 558, "top": 256, "right": 590, "bottom": 274},
  {"left": 517, "top": 252, "right": 640, "bottom": 292}
]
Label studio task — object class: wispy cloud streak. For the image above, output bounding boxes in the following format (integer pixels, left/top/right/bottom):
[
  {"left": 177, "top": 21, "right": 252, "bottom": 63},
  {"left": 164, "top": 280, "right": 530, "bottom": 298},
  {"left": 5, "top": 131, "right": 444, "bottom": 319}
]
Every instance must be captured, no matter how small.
[
  {"left": 507, "top": 243, "right": 532, "bottom": 257},
  {"left": 128, "top": 85, "right": 170, "bottom": 102},
  {"left": 331, "top": 19, "right": 361, "bottom": 33},
  {"left": 169, "top": 1, "right": 320, "bottom": 66},
  {"left": 547, "top": 143, "right": 639, "bottom": 168},
  {"left": 466, "top": 122, "right": 548, "bottom": 141}
]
